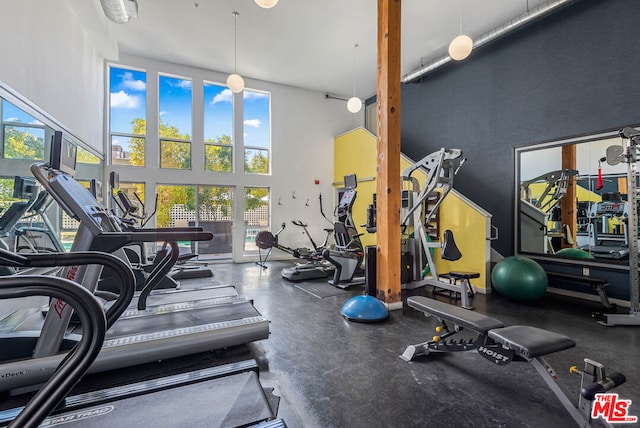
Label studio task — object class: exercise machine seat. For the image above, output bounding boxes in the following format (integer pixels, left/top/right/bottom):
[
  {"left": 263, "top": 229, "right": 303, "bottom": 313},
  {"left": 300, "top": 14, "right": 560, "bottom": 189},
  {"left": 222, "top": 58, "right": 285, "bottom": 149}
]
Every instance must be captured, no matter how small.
[
  {"left": 407, "top": 296, "right": 503, "bottom": 333},
  {"left": 441, "top": 230, "right": 462, "bottom": 261},
  {"left": 488, "top": 325, "right": 576, "bottom": 360}
]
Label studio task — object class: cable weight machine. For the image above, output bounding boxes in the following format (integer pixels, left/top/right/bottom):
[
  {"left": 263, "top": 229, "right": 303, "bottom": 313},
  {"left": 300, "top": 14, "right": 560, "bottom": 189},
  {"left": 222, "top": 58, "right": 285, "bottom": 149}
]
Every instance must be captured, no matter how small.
[{"left": 595, "top": 127, "right": 640, "bottom": 326}]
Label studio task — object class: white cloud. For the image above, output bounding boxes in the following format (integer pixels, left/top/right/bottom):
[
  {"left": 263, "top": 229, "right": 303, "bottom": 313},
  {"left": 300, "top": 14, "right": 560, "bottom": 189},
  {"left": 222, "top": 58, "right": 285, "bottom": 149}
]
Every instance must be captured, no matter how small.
[
  {"left": 110, "top": 90, "right": 139, "bottom": 109},
  {"left": 159, "top": 111, "right": 168, "bottom": 117},
  {"left": 212, "top": 89, "right": 233, "bottom": 105},
  {"left": 175, "top": 80, "right": 192, "bottom": 89},
  {"left": 5, "top": 117, "right": 19, "bottom": 122},
  {"left": 244, "top": 119, "right": 261, "bottom": 128},
  {"left": 243, "top": 91, "right": 268, "bottom": 101},
  {"left": 122, "top": 72, "right": 146, "bottom": 91}
]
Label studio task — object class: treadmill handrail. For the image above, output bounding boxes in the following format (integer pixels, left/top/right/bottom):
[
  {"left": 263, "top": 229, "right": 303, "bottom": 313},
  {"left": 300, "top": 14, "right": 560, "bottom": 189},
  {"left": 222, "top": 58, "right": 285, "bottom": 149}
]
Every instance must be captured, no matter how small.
[
  {"left": 0, "top": 275, "right": 106, "bottom": 428},
  {"left": 0, "top": 248, "right": 135, "bottom": 328},
  {"left": 138, "top": 241, "right": 180, "bottom": 310}
]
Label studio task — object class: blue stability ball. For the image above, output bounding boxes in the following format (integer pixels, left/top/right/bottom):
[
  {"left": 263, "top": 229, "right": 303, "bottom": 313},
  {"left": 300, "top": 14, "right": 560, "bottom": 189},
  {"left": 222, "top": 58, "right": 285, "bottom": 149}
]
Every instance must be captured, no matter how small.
[
  {"left": 341, "top": 295, "right": 389, "bottom": 323},
  {"left": 491, "top": 256, "right": 548, "bottom": 302}
]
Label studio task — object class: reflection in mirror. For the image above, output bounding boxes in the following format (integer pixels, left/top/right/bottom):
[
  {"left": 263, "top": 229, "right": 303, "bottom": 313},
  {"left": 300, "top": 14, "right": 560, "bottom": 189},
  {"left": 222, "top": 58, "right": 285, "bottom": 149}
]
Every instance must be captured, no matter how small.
[
  {"left": 516, "top": 130, "right": 639, "bottom": 264},
  {"left": 0, "top": 84, "right": 103, "bottom": 253}
]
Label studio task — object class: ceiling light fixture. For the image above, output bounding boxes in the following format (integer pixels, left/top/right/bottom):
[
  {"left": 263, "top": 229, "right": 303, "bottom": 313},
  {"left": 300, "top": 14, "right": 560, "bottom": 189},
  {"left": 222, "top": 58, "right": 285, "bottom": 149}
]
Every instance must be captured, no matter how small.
[
  {"left": 255, "top": 0, "right": 279, "bottom": 8},
  {"left": 347, "top": 43, "right": 362, "bottom": 114},
  {"left": 227, "top": 11, "right": 245, "bottom": 93},
  {"left": 100, "top": 0, "right": 138, "bottom": 24},
  {"left": 448, "top": 0, "right": 473, "bottom": 61}
]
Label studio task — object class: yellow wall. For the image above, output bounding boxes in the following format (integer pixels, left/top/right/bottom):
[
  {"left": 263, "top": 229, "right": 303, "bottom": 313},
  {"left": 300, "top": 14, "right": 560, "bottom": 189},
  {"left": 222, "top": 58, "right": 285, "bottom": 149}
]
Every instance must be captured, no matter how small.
[
  {"left": 333, "top": 128, "right": 429, "bottom": 248},
  {"left": 334, "top": 128, "right": 379, "bottom": 248},
  {"left": 435, "top": 191, "right": 490, "bottom": 291},
  {"left": 334, "top": 128, "right": 491, "bottom": 291}
]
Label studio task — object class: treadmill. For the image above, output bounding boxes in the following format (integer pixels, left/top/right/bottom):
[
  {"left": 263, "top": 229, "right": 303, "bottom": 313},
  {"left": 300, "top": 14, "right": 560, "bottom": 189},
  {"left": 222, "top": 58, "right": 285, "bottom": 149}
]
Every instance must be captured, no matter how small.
[
  {"left": 0, "top": 176, "right": 40, "bottom": 253},
  {"left": 582, "top": 197, "right": 630, "bottom": 259},
  {"left": 0, "top": 134, "right": 270, "bottom": 393},
  {"left": 0, "top": 250, "right": 284, "bottom": 427}
]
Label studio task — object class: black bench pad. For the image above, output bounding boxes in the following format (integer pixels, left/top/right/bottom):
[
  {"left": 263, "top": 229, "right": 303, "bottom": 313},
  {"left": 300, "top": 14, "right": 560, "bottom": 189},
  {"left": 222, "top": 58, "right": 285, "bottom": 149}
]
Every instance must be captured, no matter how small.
[
  {"left": 488, "top": 325, "right": 576, "bottom": 359},
  {"left": 407, "top": 296, "right": 504, "bottom": 333},
  {"left": 444, "top": 271, "right": 480, "bottom": 280},
  {"left": 546, "top": 271, "right": 608, "bottom": 286}
]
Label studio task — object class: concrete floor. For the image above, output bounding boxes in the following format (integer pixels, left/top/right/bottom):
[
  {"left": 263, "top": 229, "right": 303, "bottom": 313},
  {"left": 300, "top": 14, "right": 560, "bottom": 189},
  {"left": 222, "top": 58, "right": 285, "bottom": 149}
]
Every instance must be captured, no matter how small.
[
  {"left": 1, "top": 260, "right": 638, "bottom": 427},
  {"left": 217, "top": 261, "right": 639, "bottom": 428}
]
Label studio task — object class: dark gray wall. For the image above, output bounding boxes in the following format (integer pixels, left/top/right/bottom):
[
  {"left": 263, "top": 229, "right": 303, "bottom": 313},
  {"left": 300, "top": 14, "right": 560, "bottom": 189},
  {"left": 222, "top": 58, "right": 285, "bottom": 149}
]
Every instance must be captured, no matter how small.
[{"left": 401, "top": 0, "right": 640, "bottom": 257}]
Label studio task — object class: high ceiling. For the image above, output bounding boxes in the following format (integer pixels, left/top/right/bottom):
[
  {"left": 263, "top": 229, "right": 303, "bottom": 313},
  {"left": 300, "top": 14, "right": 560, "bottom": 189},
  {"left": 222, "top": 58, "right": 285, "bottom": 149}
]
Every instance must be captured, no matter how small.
[{"left": 77, "top": 0, "right": 554, "bottom": 99}]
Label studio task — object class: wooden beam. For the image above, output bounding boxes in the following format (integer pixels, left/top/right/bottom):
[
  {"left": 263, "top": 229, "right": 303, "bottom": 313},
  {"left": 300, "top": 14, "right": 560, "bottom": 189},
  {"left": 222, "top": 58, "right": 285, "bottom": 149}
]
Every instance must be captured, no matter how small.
[
  {"left": 376, "top": 0, "right": 402, "bottom": 304},
  {"left": 561, "top": 144, "right": 577, "bottom": 248}
]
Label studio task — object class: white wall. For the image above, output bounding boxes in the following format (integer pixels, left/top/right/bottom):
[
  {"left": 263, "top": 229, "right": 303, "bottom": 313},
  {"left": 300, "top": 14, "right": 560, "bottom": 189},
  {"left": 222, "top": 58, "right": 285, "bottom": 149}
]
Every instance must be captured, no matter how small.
[
  {"left": 111, "top": 54, "right": 361, "bottom": 260},
  {"left": 520, "top": 136, "right": 628, "bottom": 182},
  {"left": 0, "top": 0, "right": 114, "bottom": 152},
  {"left": 0, "top": 1, "right": 362, "bottom": 261}
]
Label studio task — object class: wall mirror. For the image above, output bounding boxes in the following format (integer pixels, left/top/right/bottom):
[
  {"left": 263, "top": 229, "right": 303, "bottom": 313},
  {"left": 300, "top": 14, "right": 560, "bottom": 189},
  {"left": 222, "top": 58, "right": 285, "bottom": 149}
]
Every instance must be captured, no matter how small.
[
  {"left": 0, "top": 81, "right": 103, "bottom": 251},
  {"left": 515, "top": 127, "right": 640, "bottom": 268}
]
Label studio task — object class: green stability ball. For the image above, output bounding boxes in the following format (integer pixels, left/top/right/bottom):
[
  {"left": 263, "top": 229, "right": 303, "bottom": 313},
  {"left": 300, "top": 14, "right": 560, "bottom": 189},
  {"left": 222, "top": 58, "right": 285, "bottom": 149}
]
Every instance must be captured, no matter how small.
[
  {"left": 555, "top": 248, "right": 595, "bottom": 259},
  {"left": 491, "top": 256, "right": 548, "bottom": 302}
]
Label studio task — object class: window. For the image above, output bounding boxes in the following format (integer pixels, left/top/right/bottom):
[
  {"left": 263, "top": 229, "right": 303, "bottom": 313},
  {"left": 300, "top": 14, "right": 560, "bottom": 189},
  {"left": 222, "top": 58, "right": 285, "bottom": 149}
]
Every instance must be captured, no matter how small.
[
  {"left": 157, "top": 184, "right": 196, "bottom": 228},
  {"left": 1, "top": 100, "right": 45, "bottom": 160},
  {"left": 0, "top": 177, "right": 16, "bottom": 213},
  {"left": 159, "top": 75, "right": 192, "bottom": 170},
  {"left": 197, "top": 185, "right": 233, "bottom": 258},
  {"left": 109, "top": 66, "right": 147, "bottom": 167},
  {"left": 243, "top": 90, "right": 270, "bottom": 174},
  {"left": 204, "top": 83, "right": 233, "bottom": 173},
  {"left": 156, "top": 184, "right": 233, "bottom": 259},
  {"left": 244, "top": 187, "right": 269, "bottom": 253},
  {"left": 77, "top": 147, "right": 100, "bottom": 164}
]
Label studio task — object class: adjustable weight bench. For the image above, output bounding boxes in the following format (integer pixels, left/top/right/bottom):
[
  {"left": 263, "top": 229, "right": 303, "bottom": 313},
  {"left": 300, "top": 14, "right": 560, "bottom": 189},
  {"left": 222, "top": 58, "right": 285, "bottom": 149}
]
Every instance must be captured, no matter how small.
[{"left": 402, "top": 296, "right": 628, "bottom": 427}]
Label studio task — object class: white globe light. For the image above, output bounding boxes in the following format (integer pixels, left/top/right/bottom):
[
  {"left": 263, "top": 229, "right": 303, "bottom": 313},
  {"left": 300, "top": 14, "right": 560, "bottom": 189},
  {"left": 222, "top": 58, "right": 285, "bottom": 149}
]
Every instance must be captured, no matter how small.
[
  {"left": 448, "top": 35, "right": 473, "bottom": 61},
  {"left": 347, "top": 97, "right": 362, "bottom": 113},
  {"left": 255, "top": 0, "right": 279, "bottom": 8},
  {"left": 227, "top": 73, "right": 245, "bottom": 93}
]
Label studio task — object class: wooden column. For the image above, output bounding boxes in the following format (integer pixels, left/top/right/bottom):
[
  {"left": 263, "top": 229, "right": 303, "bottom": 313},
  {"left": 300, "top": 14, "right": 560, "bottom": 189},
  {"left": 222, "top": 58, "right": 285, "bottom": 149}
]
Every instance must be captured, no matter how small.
[
  {"left": 376, "top": 0, "right": 402, "bottom": 304},
  {"left": 561, "top": 144, "right": 577, "bottom": 248}
]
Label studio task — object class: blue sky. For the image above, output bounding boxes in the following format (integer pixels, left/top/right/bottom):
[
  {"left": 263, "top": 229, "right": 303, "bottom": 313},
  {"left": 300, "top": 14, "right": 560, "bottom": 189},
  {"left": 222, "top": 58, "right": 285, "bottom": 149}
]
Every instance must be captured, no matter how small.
[
  {"left": 1, "top": 100, "right": 42, "bottom": 125},
  {"left": 109, "top": 66, "right": 270, "bottom": 148}
]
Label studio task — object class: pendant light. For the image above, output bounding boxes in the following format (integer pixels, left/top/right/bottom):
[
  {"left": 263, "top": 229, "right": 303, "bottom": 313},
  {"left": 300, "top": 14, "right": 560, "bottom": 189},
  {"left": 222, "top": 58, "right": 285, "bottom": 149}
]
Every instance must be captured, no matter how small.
[
  {"left": 100, "top": 0, "right": 138, "bottom": 23},
  {"left": 448, "top": 1, "right": 473, "bottom": 61},
  {"left": 255, "top": 0, "right": 279, "bottom": 8},
  {"left": 347, "top": 43, "right": 362, "bottom": 114},
  {"left": 227, "top": 11, "right": 245, "bottom": 93}
]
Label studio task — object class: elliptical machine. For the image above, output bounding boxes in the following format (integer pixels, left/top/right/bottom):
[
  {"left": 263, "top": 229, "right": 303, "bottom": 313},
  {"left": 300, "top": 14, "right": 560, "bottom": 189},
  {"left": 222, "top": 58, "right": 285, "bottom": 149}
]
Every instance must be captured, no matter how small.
[{"left": 322, "top": 174, "right": 365, "bottom": 289}]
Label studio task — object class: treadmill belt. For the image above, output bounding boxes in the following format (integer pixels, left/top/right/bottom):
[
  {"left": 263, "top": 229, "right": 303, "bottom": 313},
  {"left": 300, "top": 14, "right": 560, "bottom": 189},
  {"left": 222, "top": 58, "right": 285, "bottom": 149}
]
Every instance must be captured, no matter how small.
[
  {"left": 40, "top": 372, "right": 275, "bottom": 427},
  {"left": 83, "top": 301, "right": 261, "bottom": 339}
]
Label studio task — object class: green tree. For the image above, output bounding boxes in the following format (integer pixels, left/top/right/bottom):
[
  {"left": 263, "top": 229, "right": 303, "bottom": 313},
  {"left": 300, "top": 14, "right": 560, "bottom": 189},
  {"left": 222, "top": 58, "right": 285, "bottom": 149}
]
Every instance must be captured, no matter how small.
[
  {"left": 0, "top": 178, "right": 16, "bottom": 212},
  {"left": 76, "top": 147, "right": 100, "bottom": 164},
  {"left": 129, "top": 118, "right": 191, "bottom": 169},
  {"left": 129, "top": 118, "right": 146, "bottom": 166},
  {"left": 4, "top": 127, "right": 44, "bottom": 160},
  {"left": 199, "top": 186, "right": 233, "bottom": 220},
  {"left": 205, "top": 135, "right": 232, "bottom": 172},
  {"left": 245, "top": 187, "right": 268, "bottom": 211},
  {"left": 244, "top": 150, "right": 269, "bottom": 174}
]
